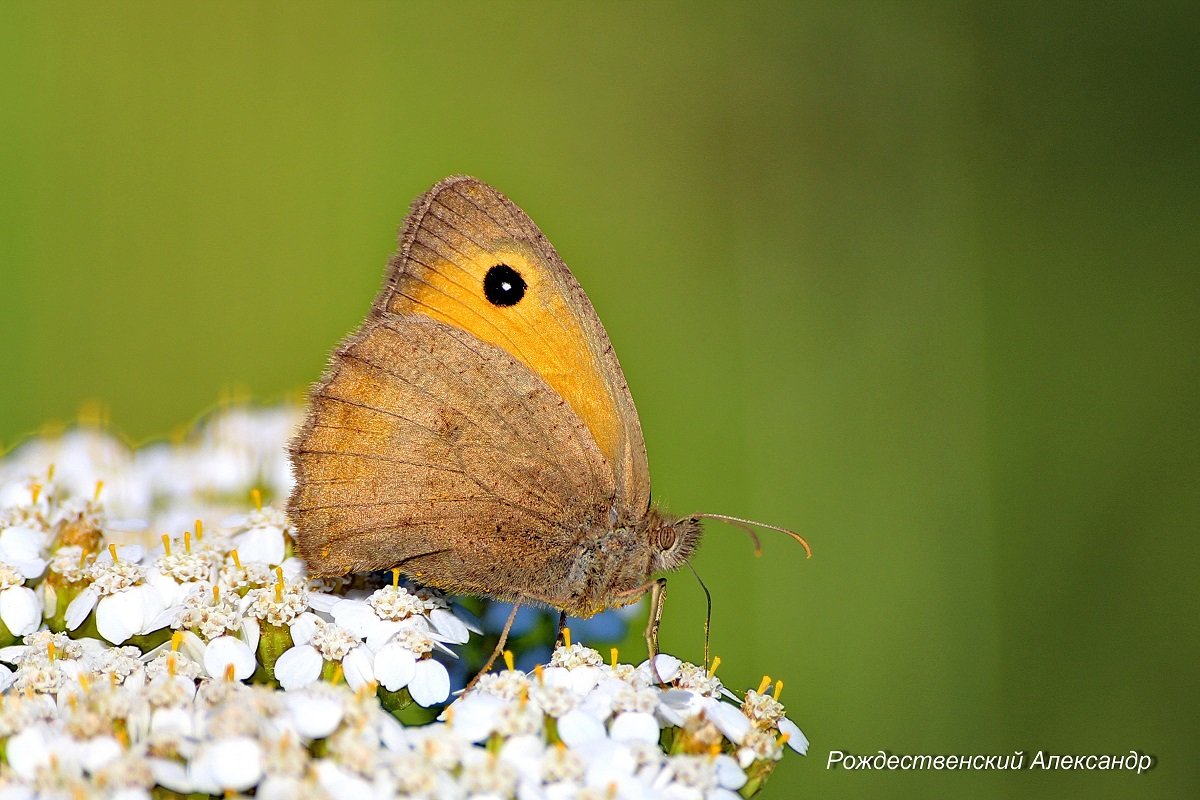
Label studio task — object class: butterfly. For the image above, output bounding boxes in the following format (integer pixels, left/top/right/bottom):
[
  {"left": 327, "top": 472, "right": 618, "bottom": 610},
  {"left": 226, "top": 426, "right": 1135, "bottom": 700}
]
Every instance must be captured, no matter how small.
[{"left": 287, "top": 176, "right": 808, "bottom": 665}]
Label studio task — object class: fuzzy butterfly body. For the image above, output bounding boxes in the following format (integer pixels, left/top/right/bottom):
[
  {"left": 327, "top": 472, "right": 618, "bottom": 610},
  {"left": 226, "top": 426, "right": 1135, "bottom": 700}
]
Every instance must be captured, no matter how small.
[{"left": 288, "top": 177, "right": 701, "bottom": 617}]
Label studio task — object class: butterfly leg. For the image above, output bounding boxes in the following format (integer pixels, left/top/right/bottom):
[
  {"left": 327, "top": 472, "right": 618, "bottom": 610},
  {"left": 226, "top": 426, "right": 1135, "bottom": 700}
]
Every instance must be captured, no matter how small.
[
  {"left": 644, "top": 577, "right": 668, "bottom": 685},
  {"left": 467, "top": 600, "right": 522, "bottom": 690},
  {"left": 555, "top": 609, "right": 568, "bottom": 647}
]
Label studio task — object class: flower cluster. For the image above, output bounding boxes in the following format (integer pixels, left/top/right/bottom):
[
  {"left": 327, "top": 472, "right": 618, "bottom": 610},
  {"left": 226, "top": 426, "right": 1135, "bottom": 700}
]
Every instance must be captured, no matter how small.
[{"left": 0, "top": 406, "right": 807, "bottom": 797}]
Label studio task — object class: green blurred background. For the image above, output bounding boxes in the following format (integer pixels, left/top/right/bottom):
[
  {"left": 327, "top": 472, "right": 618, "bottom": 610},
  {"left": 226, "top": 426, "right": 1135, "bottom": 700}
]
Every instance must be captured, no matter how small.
[{"left": 2, "top": 2, "right": 1197, "bottom": 797}]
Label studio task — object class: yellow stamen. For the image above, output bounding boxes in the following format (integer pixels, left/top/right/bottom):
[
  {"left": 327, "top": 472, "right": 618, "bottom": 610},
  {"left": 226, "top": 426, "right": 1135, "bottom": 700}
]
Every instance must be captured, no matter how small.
[
  {"left": 224, "top": 663, "right": 236, "bottom": 682},
  {"left": 47, "top": 641, "right": 56, "bottom": 662},
  {"left": 708, "top": 656, "right": 722, "bottom": 677},
  {"left": 534, "top": 664, "right": 544, "bottom": 684},
  {"left": 518, "top": 684, "right": 529, "bottom": 708},
  {"left": 47, "top": 464, "right": 55, "bottom": 481},
  {"left": 108, "top": 673, "right": 117, "bottom": 688},
  {"left": 93, "top": 480, "right": 104, "bottom": 502},
  {"left": 171, "top": 630, "right": 184, "bottom": 651},
  {"left": 610, "top": 647, "right": 619, "bottom": 668},
  {"left": 274, "top": 580, "right": 283, "bottom": 603},
  {"left": 167, "top": 654, "right": 177, "bottom": 677},
  {"left": 78, "top": 547, "right": 89, "bottom": 568},
  {"left": 195, "top": 518, "right": 204, "bottom": 540},
  {"left": 115, "top": 727, "right": 130, "bottom": 748},
  {"left": 161, "top": 534, "right": 172, "bottom": 556},
  {"left": 757, "top": 675, "right": 772, "bottom": 695},
  {"left": 67, "top": 694, "right": 78, "bottom": 711},
  {"left": 78, "top": 673, "right": 91, "bottom": 691},
  {"left": 30, "top": 483, "right": 41, "bottom": 505},
  {"left": 212, "top": 585, "right": 221, "bottom": 604},
  {"left": 502, "top": 650, "right": 514, "bottom": 671},
  {"left": 108, "top": 543, "right": 119, "bottom": 563},
  {"left": 391, "top": 567, "right": 400, "bottom": 588},
  {"left": 183, "top": 531, "right": 191, "bottom": 554},
  {"left": 708, "top": 743, "right": 722, "bottom": 758},
  {"left": 251, "top": 488, "right": 262, "bottom": 511},
  {"left": 562, "top": 627, "right": 572, "bottom": 648},
  {"left": 443, "top": 705, "right": 455, "bottom": 726},
  {"left": 231, "top": 549, "right": 242, "bottom": 569},
  {"left": 606, "top": 781, "right": 618, "bottom": 799},
  {"left": 773, "top": 679, "right": 783, "bottom": 701},
  {"left": 776, "top": 732, "right": 791, "bottom": 748},
  {"left": 331, "top": 663, "right": 345, "bottom": 685}
]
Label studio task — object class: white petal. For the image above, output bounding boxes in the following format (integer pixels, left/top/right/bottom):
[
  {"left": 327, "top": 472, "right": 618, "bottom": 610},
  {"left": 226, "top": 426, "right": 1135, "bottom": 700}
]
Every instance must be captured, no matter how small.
[
  {"left": 203, "top": 636, "right": 256, "bottom": 681},
  {"left": 373, "top": 643, "right": 416, "bottom": 691},
  {"left": 288, "top": 612, "right": 322, "bottom": 646},
  {"left": 305, "top": 592, "right": 341, "bottom": 614},
  {"left": 241, "top": 615, "right": 260, "bottom": 653},
  {"left": 408, "top": 659, "right": 450, "bottom": 706},
  {"left": 342, "top": 644, "right": 374, "bottom": 691},
  {"left": 429, "top": 608, "right": 469, "bottom": 643},
  {"left": 715, "top": 754, "right": 747, "bottom": 789},
  {"left": 151, "top": 707, "right": 195, "bottom": 736},
  {"left": 5, "top": 727, "right": 50, "bottom": 780},
  {"left": 556, "top": 709, "right": 607, "bottom": 747},
  {"left": 280, "top": 557, "right": 306, "bottom": 580},
  {"left": 285, "top": 692, "right": 344, "bottom": 739},
  {"left": 0, "top": 586, "right": 42, "bottom": 637},
  {"left": 316, "top": 760, "right": 373, "bottom": 800},
  {"left": 274, "top": 645, "right": 322, "bottom": 690},
  {"left": 569, "top": 665, "right": 602, "bottom": 695},
  {"left": 96, "top": 591, "right": 145, "bottom": 645},
  {"left": 10, "top": 558, "right": 47, "bottom": 581},
  {"left": 444, "top": 693, "right": 504, "bottom": 742},
  {"left": 0, "top": 645, "right": 27, "bottom": 664},
  {"left": 609, "top": 711, "right": 659, "bottom": 744},
  {"left": 141, "top": 604, "right": 182, "bottom": 636},
  {"left": 148, "top": 758, "right": 193, "bottom": 793},
  {"left": 132, "top": 584, "right": 168, "bottom": 633},
  {"left": 0, "top": 526, "right": 45, "bottom": 561},
  {"left": 144, "top": 570, "right": 187, "bottom": 607},
  {"left": 206, "top": 737, "right": 264, "bottom": 791},
  {"left": 234, "top": 527, "right": 285, "bottom": 565},
  {"left": 79, "top": 735, "right": 122, "bottom": 771},
  {"left": 64, "top": 585, "right": 100, "bottom": 631},
  {"left": 330, "top": 599, "right": 378, "bottom": 638},
  {"left": 95, "top": 544, "right": 144, "bottom": 565},
  {"left": 777, "top": 716, "right": 809, "bottom": 754},
  {"left": 0, "top": 664, "right": 15, "bottom": 692},
  {"left": 364, "top": 618, "right": 406, "bottom": 651},
  {"left": 638, "top": 653, "right": 681, "bottom": 684},
  {"left": 704, "top": 699, "right": 753, "bottom": 745}
]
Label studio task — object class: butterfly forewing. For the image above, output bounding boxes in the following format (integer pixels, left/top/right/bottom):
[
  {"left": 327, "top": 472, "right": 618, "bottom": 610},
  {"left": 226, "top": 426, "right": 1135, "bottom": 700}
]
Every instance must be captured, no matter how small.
[{"left": 373, "top": 177, "right": 650, "bottom": 513}]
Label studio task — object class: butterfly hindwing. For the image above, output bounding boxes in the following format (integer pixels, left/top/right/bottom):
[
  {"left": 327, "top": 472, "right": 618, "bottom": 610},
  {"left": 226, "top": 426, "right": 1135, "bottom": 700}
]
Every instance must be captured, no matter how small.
[{"left": 289, "top": 313, "right": 615, "bottom": 598}]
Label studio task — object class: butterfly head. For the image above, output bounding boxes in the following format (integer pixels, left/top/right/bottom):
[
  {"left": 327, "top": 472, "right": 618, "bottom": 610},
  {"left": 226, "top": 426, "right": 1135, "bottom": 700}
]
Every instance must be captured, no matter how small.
[{"left": 647, "top": 512, "right": 703, "bottom": 573}]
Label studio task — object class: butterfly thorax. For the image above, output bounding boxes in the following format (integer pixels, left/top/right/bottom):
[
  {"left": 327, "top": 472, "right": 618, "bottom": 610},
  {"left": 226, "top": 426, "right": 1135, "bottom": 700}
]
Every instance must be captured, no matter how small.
[{"left": 561, "top": 509, "right": 702, "bottom": 617}]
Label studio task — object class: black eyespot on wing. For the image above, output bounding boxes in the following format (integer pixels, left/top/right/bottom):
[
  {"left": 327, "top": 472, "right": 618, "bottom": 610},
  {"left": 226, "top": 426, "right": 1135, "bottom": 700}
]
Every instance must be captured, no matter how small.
[{"left": 483, "top": 264, "right": 527, "bottom": 307}]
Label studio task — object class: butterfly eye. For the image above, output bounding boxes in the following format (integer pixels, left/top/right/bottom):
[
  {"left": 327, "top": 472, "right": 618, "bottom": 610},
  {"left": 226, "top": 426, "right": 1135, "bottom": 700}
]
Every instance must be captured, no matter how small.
[
  {"left": 483, "top": 264, "right": 527, "bottom": 307},
  {"left": 655, "top": 526, "right": 677, "bottom": 551}
]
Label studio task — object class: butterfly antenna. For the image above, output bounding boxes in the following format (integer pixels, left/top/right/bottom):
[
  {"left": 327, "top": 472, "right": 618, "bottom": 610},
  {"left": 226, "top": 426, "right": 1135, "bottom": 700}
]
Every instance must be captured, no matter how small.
[
  {"left": 685, "top": 561, "right": 712, "bottom": 669},
  {"left": 694, "top": 513, "right": 812, "bottom": 559}
]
